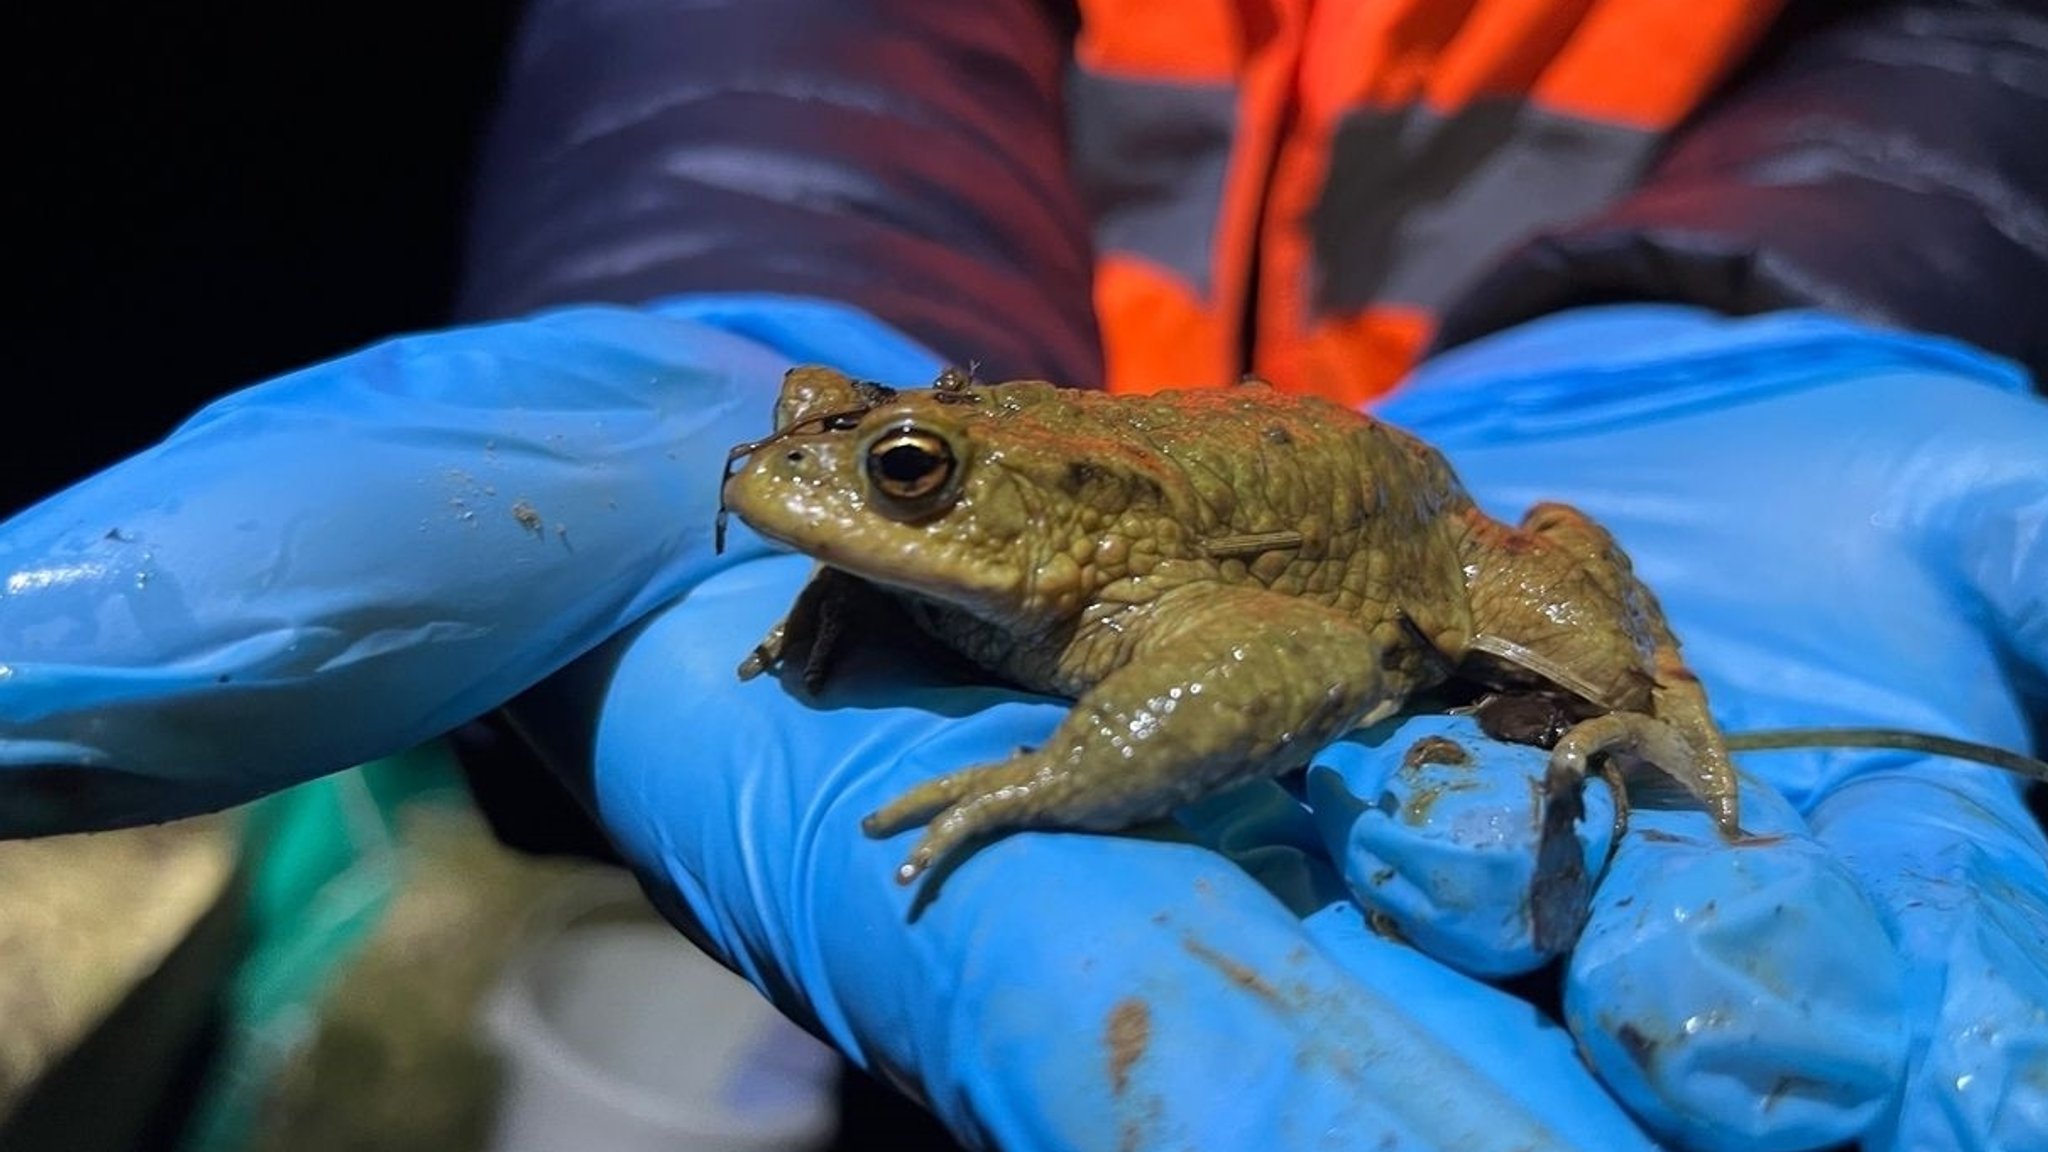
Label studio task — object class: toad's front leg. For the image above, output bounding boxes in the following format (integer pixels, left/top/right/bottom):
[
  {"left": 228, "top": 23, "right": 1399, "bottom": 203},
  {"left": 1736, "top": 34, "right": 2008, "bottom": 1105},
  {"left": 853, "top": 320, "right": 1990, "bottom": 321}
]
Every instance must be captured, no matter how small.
[
  {"left": 863, "top": 584, "right": 1421, "bottom": 884},
  {"left": 738, "top": 565, "right": 892, "bottom": 693}
]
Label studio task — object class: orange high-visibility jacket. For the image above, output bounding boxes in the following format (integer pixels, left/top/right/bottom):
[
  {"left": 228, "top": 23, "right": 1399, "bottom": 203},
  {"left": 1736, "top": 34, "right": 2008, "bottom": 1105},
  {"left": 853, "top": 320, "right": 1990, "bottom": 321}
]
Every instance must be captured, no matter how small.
[
  {"left": 1074, "top": 0, "right": 1781, "bottom": 405},
  {"left": 466, "top": 1, "right": 2047, "bottom": 402}
]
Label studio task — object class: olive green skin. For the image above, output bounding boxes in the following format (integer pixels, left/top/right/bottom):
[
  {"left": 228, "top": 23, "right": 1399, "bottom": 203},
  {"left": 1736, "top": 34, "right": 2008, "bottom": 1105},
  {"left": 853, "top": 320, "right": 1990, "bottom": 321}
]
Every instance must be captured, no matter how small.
[{"left": 723, "top": 367, "right": 1735, "bottom": 902}]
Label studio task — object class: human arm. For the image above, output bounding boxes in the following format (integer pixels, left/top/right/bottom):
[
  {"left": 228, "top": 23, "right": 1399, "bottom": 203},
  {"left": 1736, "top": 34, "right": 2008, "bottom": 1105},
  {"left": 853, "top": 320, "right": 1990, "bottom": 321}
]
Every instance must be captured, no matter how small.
[
  {"left": 1436, "top": 0, "right": 2048, "bottom": 382},
  {"left": 457, "top": 0, "right": 1099, "bottom": 386}
]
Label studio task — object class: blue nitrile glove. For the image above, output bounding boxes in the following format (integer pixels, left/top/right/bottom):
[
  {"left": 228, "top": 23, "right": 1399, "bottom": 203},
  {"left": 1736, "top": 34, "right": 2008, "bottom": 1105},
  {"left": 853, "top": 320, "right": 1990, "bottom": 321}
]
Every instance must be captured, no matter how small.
[
  {"left": 0, "top": 296, "right": 936, "bottom": 831},
  {"left": 1375, "top": 306, "right": 2048, "bottom": 1152}
]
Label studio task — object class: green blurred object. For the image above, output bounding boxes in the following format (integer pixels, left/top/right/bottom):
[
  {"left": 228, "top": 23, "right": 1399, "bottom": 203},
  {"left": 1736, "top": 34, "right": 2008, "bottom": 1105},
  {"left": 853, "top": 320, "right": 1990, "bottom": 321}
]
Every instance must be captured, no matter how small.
[
  {"left": 180, "top": 741, "right": 467, "bottom": 1152},
  {"left": 4, "top": 740, "right": 617, "bottom": 1152}
]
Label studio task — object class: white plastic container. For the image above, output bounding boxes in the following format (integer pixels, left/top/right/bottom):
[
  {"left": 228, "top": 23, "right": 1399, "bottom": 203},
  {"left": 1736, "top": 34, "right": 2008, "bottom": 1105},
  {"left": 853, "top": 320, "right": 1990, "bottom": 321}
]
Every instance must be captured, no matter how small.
[{"left": 482, "top": 883, "right": 840, "bottom": 1152}]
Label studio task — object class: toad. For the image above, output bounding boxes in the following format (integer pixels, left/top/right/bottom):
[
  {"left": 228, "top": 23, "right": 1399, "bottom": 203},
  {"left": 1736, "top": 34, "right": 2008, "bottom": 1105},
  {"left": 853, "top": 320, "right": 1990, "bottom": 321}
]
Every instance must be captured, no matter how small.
[{"left": 719, "top": 366, "right": 1738, "bottom": 933}]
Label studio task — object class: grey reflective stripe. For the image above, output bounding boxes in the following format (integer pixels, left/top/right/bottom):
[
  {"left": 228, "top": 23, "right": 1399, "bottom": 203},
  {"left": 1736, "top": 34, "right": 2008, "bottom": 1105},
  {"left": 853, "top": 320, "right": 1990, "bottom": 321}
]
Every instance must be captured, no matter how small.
[
  {"left": 1312, "top": 101, "right": 1659, "bottom": 313},
  {"left": 1066, "top": 66, "right": 1237, "bottom": 294}
]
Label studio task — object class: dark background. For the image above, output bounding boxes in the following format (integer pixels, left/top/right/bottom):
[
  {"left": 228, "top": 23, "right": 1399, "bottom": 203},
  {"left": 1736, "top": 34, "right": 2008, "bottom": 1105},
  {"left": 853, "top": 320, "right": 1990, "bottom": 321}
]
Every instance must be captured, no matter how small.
[
  {"left": 4, "top": 3, "right": 959, "bottom": 1147},
  {"left": 6, "top": 2, "right": 518, "bottom": 517}
]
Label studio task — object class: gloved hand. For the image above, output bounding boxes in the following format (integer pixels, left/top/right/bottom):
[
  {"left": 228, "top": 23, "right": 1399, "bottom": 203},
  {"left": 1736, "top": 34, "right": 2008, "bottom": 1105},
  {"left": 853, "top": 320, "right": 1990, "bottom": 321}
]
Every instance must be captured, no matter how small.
[
  {"left": 1376, "top": 307, "right": 2048, "bottom": 1152},
  {"left": 518, "top": 305, "right": 2047, "bottom": 1150},
  {"left": 4, "top": 296, "right": 2041, "bottom": 1151}
]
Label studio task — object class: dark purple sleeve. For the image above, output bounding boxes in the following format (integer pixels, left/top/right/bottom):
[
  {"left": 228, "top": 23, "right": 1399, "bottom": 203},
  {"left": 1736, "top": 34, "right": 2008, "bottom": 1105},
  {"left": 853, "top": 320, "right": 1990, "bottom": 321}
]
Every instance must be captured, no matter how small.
[
  {"left": 457, "top": 0, "right": 1101, "bottom": 387},
  {"left": 452, "top": 0, "right": 1094, "bottom": 863},
  {"left": 1434, "top": 0, "right": 2048, "bottom": 384}
]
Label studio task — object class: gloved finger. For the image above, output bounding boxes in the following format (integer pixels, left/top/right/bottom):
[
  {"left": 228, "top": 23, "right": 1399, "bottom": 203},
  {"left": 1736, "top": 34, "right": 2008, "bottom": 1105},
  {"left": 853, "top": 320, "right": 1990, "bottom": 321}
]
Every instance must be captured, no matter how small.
[
  {"left": 0, "top": 298, "right": 940, "bottom": 835},
  {"left": 1381, "top": 306, "right": 2029, "bottom": 449},
  {"left": 1565, "top": 783, "right": 1908, "bottom": 1152},
  {"left": 1803, "top": 766, "right": 2048, "bottom": 1152},
  {"left": 1871, "top": 344, "right": 2047, "bottom": 697},
  {"left": 1301, "top": 707, "right": 1910, "bottom": 1150},
  {"left": 584, "top": 554, "right": 1663, "bottom": 1151},
  {"left": 1299, "top": 713, "right": 1618, "bottom": 978}
]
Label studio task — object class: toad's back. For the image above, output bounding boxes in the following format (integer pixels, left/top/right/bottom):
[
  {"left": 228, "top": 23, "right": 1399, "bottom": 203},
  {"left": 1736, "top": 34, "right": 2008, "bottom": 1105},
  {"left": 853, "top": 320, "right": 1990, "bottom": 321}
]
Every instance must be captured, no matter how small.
[{"left": 902, "top": 380, "right": 1481, "bottom": 669}]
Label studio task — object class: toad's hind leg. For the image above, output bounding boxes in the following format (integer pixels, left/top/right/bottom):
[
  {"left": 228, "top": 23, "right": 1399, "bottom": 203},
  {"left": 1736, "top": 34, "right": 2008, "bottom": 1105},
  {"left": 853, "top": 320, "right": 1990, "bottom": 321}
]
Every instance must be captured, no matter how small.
[
  {"left": 1474, "top": 504, "right": 1739, "bottom": 952},
  {"left": 1518, "top": 503, "right": 1740, "bottom": 836},
  {"left": 863, "top": 585, "right": 1421, "bottom": 885}
]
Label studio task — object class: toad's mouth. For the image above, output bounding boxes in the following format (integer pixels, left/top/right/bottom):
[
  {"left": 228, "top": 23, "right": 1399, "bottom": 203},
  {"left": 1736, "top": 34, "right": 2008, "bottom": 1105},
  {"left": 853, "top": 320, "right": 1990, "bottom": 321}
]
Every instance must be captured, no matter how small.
[{"left": 720, "top": 469, "right": 1027, "bottom": 623}]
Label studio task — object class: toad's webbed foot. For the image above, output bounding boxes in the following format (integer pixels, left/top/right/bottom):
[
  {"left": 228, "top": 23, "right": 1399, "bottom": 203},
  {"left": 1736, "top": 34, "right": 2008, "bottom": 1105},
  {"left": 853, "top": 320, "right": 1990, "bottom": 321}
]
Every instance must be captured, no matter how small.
[{"left": 862, "top": 752, "right": 1078, "bottom": 884}]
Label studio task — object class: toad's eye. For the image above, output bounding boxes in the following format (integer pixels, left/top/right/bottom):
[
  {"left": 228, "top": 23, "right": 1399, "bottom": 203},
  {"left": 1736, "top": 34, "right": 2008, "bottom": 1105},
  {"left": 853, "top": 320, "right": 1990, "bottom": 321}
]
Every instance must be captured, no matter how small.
[{"left": 864, "top": 426, "right": 960, "bottom": 517}]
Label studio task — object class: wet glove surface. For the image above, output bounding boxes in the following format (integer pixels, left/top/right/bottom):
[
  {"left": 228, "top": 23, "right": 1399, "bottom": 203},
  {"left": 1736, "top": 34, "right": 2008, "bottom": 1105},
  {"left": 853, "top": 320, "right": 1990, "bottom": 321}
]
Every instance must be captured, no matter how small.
[{"left": 0, "top": 297, "right": 926, "bottom": 828}]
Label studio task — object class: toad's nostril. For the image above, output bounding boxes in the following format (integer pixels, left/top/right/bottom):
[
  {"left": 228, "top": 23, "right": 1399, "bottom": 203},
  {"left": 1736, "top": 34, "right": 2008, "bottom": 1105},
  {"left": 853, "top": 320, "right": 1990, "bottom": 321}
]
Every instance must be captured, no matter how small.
[{"left": 786, "top": 450, "right": 805, "bottom": 462}]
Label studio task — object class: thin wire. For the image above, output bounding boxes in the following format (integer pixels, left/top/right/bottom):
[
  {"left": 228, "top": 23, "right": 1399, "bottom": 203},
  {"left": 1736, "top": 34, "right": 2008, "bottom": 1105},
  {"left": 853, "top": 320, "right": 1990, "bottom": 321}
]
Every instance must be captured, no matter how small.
[{"left": 1726, "top": 727, "right": 2048, "bottom": 784}]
